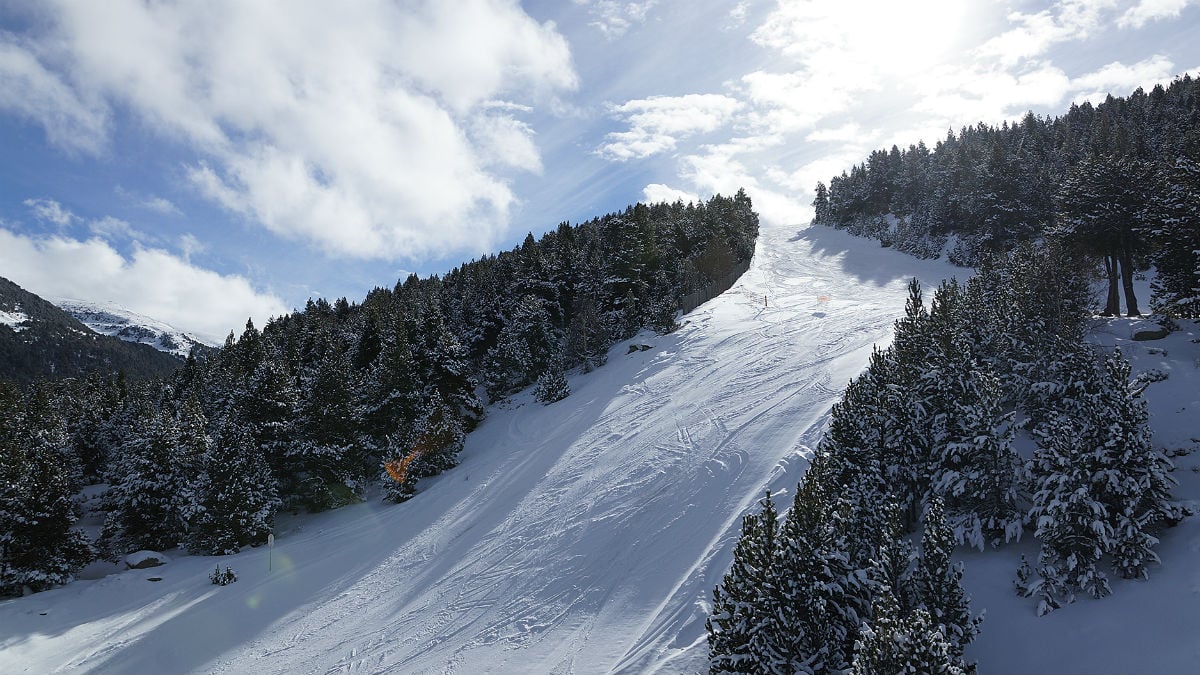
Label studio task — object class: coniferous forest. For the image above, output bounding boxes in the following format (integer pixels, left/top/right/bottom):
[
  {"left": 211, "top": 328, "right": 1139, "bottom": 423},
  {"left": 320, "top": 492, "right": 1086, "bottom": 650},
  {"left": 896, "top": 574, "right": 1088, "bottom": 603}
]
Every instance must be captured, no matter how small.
[
  {"left": 0, "top": 192, "right": 758, "bottom": 596},
  {"left": 707, "top": 78, "right": 1197, "bottom": 674},
  {"left": 812, "top": 74, "right": 1200, "bottom": 319}
]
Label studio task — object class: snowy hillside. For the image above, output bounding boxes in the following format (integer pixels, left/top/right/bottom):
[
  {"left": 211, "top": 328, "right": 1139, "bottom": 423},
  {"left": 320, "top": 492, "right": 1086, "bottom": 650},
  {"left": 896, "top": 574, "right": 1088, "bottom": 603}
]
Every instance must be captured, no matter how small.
[
  {"left": 0, "top": 304, "right": 29, "bottom": 332},
  {"left": 52, "top": 298, "right": 209, "bottom": 357},
  {"left": 1, "top": 223, "right": 1196, "bottom": 674}
]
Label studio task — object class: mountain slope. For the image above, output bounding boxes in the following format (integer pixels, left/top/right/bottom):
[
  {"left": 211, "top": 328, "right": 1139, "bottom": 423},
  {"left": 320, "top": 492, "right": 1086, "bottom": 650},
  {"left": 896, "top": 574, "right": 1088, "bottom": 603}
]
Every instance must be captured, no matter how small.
[
  {"left": 0, "top": 277, "right": 183, "bottom": 383},
  {"left": 0, "top": 223, "right": 960, "bottom": 674},
  {"left": 52, "top": 298, "right": 209, "bottom": 358}
]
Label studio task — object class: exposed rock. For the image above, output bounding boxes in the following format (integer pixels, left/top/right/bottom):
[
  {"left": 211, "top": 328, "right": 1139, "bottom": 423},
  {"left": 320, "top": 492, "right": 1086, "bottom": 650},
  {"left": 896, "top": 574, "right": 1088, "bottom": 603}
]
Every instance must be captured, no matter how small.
[
  {"left": 1132, "top": 326, "right": 1171, "bottom": 341},
  {"left": 125, "top": 550, "right": 170, "bottom": 569}
]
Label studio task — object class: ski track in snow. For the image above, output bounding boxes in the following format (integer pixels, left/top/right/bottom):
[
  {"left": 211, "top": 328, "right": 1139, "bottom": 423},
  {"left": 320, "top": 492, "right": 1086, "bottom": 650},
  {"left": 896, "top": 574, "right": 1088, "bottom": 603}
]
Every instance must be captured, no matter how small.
[{"left": 0, "top": 224, "right": 961, "bottom": 675}]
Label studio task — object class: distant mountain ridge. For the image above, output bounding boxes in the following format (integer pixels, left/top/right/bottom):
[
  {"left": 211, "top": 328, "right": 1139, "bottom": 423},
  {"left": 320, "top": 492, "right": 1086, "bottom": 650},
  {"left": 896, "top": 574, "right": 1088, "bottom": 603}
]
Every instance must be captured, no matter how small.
[
  {"left": 53, "top": 298, "right": 208, "bottom": 358},
  {"left": 0, "top": 276, "right": 184, "bottom": 383}
]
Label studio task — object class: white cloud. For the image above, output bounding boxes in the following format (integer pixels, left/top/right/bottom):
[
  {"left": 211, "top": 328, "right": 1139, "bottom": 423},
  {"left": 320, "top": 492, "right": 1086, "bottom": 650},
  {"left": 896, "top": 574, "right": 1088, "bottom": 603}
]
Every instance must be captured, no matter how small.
[
  {"left": 23, "top": 198, "right": 76, "bottom": 228},
  {"left": 9, "top": 0, "right": 577, "bottom": 262},
  {"left": 728, "top": 1, "right": 750, "bottom": 27},
  {"left": 88, "top": 215, "right": 141, "bottom": 241},
  {"left": 0, "top": 40, "right": 108, "bottom": 155},
  {"left": 0, "top": 227, "right": 289, "bottom": 344},
  {"left": 1069, "top": 55, "right": 1177, "bottom": 103},
  {"left": 977, "top": 1, "right": 1117, "bottom": 66},
  {"left": 573, "top": 0, "right": 658, "bottom": 38},
  {"left": 141, "top": 196, "right": 182, "bottom": 216},
  {"left": 1117, "top": 0, "right": 1194, "bottom": 28},
  {"left": 642, "top": 183, "right": 699, "bottom": 204},
  {"left": 178, "top": 233, "right": 206, "bottom": 262},
  {"left": 599, "top": 94, "right": 742, "bottom": 160},
  {"left": 911, "top": 62, "right": 1072, "bottom": 127}
]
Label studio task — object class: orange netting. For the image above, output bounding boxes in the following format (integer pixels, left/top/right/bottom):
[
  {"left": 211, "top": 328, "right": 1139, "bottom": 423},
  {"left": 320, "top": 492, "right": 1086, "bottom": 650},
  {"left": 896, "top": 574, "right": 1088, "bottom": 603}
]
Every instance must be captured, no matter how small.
[{"left": 384, "top": 439, "right": 430, "bottom": 485}]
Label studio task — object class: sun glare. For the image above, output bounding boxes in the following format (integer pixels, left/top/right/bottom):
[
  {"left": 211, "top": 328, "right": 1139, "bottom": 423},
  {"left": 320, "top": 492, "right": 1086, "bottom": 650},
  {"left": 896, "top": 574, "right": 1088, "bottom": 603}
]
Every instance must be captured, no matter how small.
[{"left": 845, "top": 0, "right": 969, "bottom": 78}]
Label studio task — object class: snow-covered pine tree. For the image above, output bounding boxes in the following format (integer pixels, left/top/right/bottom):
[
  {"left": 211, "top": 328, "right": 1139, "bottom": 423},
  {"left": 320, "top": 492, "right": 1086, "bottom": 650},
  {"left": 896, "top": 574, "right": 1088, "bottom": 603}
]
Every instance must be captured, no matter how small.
[
  {"left": 187, "top": 420, "right": 280, "bottom": 555},
  {"left": 708, "top": 494, "right": 779, "bottom": 675},
  {"left": 103, "top": 404, "right": 193, "bottom": 552},
  {"left": 1144, "top": 156, "right": 1200, "bottom": 318},
  {"left": 486, "top": 294, "right": 560, "bottom": 401},
  {"left": 383, "top": 391, "right": 467, "bottom": 503},
  {"left": 1029, "top": 412, "right": 1113, "bottom": 609},
  {"left": 361, "top": 317, "right": 421, "bottom": 443},
  {"left": 851, "top": 591, "right": 964, "bottom": 675},
  {"left": 533, "top": 356, "right": 570, "bottom": 404},
  {"left": 1097, "top": 348, "right": 1181, "bottom": 579},
  {"left": 775, "top": 471, "right": 862, "bottom": 675},
  {"left": 911, "top": 497, "right": 981, "bottom": 666},
  {"left": 928, "top": 337, "right": 1024, "bottom": 550},
  {"left": 0, "top": 385, "right": 93, "bottom": 595}
]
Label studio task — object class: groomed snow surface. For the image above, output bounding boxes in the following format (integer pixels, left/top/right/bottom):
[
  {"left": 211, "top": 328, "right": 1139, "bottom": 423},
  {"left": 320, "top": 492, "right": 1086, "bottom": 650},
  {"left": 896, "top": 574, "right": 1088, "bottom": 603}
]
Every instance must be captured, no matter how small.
[{"left": 2, "top": 223, "right": 1197, "bottom": 674}]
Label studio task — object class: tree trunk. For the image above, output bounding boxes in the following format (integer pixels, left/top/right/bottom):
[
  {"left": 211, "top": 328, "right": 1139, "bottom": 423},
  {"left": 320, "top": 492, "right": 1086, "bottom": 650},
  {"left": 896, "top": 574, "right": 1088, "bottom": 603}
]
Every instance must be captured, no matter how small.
[
  {"left": 1120, "top": 249, "right": 1140, "bottom": 316},
  {"left": 1103, "top": 255, "right": 1121, "bottom": 316}
]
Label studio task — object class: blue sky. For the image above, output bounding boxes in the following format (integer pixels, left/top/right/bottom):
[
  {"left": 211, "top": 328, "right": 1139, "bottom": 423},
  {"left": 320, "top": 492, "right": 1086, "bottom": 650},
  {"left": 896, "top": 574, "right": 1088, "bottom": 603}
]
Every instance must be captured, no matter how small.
[{"left": 1, "top": 0, "right": 1198, "bottom": 344}]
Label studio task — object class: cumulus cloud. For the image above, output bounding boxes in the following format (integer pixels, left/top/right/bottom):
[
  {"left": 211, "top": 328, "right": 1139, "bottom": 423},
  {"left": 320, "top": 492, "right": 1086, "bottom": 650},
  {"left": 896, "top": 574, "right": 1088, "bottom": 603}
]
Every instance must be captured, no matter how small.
[
  {"left": 1118, "top": 0, "right": 1196, "bottom": 28},
  {"left": 5, "top": 0, "right": 577, "bottom": 261},
  {"left": 0, "top": 227, "right": 289, "bottom": 344},
  {"left": 599, "top": 94, "right": 742, "bottom": 160},
  {"left": 642, "top": 183, "right": 700, "bottom": 205},
  {"left": 1070, "top": 54, "right": 1177, "bottom": 103}
]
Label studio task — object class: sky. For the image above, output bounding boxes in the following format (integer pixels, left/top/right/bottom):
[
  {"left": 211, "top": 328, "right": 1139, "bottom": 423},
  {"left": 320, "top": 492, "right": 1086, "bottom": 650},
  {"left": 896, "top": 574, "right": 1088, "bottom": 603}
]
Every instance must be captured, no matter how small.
[{"left": 0, "top": 0, "right": 1198, "bottom": 344}]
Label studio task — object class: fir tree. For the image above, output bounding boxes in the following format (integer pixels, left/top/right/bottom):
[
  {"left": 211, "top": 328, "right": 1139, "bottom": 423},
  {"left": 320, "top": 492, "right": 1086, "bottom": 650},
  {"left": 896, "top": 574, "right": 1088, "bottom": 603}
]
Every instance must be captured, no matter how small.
[
  {"left": 0, "top": 387, "right": 93, "bottom": 595},
  {"left": 851, "top": 592, "right": 965, "bottom": 675},
  {"left": 708, "top": 494, "right": 779, "bottom": 675},
  {"left": 103, "top": 404, "right": 193, "bottom": 552},
  {"left": 188, "top": 420, "right": 280, "bottom": 555},
  {"left": 533, "top": 358, "right": 570, "bottom": 404},
  {"left": 911, "top": 498, "right": 981, "bottom": 666}
]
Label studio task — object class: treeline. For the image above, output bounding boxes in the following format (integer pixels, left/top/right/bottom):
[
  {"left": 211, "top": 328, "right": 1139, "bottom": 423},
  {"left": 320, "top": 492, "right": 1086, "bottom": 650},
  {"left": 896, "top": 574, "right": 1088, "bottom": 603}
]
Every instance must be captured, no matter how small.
[
  {"left": 812, "top": 74, "right": 1200, "bottom": 318},
  {"left": 707, "top": 244, "right": 1181, "bottom": 674},
  {"left": 0, "top": 192, "right": 759, "bottom": 596}
]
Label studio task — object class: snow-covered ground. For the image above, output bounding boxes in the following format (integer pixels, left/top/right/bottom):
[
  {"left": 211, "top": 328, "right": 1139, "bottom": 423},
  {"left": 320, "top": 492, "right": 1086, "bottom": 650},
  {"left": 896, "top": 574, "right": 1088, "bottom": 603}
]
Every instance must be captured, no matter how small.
[
  {"left": 52, "top": 298, "right": 208, "bottom": 357},
  {"left": 0, "top": 304, "right": 29, "bottom": 332},
  {"left": 1, "top": 223, "right": 1196, "bottom": 674}
]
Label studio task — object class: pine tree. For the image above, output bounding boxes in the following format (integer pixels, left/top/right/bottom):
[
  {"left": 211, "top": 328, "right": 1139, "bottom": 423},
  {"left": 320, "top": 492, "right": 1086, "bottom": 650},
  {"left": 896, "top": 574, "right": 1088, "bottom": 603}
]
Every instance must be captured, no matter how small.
[
  {"left": 708, "top": 494, "right": 779, "bottom": 675},
  {"left": 775, "top": 474, "right": 860, "bottom": 675},
  {"left": 1144, "top": 156, "right": 1200, "bottom": 318},
  {"left": 103, "top": 404, "right": 193, "bottom": 552},
  {"left": 188, "top": 420, "right": 280, "bottom": 555},
  {"left": 851, "top": 592, "right": 964, "bottom": 675},
  {"left": 0, "top": 387, "right": 93, "bottom": 595},
  {"left": 929, "top": 341, "right": 1024, "bottom": 550},
  {"left": 911, "top": 498, "right": 981, "bottom": 666},
  {"left": 533, "top": 358, "right": 570, "bottom": 404},
  {"left": 1098, "top": 349, "right": 1180, "bottom": 579},
  {"left": 1029, "top": 413, "right": 1113, "bottom": 609}
]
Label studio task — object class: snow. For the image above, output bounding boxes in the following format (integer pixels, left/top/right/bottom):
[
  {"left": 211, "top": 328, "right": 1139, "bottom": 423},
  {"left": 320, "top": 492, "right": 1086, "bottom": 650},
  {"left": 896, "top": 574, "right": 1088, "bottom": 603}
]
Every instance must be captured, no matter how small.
[
  {"left": 1, "top": 223, "right": 1196, "bottom": 674},
  {"left": 0, "top": 304, "right": 29, "bottom": 332},
  {"left": 52, "top": 298, "right": 209, "bottom": 356}
]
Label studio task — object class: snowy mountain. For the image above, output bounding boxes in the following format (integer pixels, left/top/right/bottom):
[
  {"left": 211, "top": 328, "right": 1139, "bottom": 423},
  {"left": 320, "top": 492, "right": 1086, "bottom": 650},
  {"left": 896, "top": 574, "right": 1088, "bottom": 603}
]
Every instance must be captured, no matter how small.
[
  {"left": 0, "top": 276, "right": 184, "bottom": 383},
  {"left": 53, "top": 298, "right": 209, "bottom": 358},
  {"left": 1, "top": 224, "right": 1196, "bottom": 674}
]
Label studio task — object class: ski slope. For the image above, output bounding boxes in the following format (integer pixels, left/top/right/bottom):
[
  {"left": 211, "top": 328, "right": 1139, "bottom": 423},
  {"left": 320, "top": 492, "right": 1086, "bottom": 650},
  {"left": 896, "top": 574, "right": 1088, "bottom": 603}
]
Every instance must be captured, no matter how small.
[
  {"left": 19, "top": 222, "right": 1197, "bottom": 675},
  {"left": 3, "top": 222, "right": 959, "bottom": 674}
]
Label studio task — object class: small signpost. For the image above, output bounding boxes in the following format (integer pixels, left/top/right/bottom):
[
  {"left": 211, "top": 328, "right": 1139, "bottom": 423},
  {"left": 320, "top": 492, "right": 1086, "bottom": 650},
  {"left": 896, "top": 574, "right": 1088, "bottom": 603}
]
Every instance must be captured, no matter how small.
[{"left": 268, "top": 533, "right": 275, "bottom": 572}]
